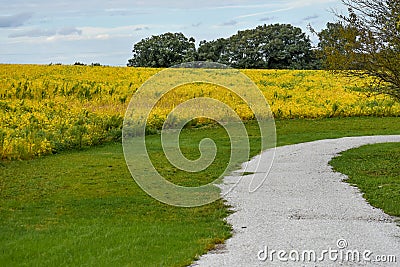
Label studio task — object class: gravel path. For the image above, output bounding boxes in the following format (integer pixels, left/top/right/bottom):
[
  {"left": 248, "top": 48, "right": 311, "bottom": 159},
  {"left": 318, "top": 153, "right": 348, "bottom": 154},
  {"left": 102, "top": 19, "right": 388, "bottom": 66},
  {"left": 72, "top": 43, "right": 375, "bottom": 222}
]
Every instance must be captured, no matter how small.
[{"left": 192, "top": 136, "right": 400, "bottom": 267}]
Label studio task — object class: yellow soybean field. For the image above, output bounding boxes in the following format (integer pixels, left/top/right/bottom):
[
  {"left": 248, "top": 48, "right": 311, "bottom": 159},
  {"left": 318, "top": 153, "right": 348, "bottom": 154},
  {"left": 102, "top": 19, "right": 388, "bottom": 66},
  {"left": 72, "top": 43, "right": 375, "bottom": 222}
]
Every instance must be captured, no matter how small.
[{"left": 1, "top": 64, "right": 399, "bottom": 160}]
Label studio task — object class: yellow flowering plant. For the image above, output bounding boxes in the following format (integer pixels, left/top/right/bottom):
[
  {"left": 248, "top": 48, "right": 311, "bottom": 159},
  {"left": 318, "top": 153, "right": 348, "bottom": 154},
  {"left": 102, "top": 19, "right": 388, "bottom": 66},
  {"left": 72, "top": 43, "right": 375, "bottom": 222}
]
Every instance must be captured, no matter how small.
[{"left": 0, "top": 64, "right": 399, "bottom": 160}]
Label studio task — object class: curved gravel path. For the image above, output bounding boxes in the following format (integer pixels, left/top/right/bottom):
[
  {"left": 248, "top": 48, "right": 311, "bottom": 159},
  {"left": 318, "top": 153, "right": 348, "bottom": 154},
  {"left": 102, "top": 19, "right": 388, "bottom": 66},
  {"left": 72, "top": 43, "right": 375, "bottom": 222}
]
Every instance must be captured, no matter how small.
[{"left": 192, "top": 136, "right": 400, "bottom": 267}]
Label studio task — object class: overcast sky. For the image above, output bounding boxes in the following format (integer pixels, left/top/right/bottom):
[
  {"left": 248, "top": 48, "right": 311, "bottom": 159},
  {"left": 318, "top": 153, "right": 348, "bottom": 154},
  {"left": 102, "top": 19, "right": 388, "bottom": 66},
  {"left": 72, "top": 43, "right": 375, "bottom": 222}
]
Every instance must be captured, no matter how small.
[{"left": 1, "top": 0, "right": 346, "bottom": 66}]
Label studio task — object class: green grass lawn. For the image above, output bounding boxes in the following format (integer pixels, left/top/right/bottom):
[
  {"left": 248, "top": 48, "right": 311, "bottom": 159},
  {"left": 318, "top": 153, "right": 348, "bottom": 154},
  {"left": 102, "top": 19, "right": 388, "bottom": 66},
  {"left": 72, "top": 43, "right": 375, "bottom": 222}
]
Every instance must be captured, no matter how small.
[
  {"left": 330, "top": 142, "right": 400, "bottom": 217},
  {"left": 1, "top": 117, "right": 400, "bottom": 266}
]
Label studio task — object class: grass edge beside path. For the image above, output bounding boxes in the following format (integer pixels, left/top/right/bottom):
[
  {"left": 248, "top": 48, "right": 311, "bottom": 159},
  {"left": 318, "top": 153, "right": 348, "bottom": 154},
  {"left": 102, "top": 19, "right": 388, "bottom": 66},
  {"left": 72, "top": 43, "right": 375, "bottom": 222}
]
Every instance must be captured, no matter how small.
[{"left": 330, "top": 142, "right": 400, "bottom": 218}]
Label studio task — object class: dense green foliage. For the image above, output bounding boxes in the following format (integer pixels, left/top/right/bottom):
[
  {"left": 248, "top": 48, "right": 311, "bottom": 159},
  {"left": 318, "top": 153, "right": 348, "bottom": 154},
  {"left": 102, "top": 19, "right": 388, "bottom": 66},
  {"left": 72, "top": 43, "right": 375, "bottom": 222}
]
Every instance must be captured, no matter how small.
[
  {"left": 200, "top": 24, "right": 320, "bottom": 69},
  {"left": 128, "top": 24, "right": 321, "bottom": 69},
  {"left": 127, "top": 32, "right": 196, "bottom": 67}
]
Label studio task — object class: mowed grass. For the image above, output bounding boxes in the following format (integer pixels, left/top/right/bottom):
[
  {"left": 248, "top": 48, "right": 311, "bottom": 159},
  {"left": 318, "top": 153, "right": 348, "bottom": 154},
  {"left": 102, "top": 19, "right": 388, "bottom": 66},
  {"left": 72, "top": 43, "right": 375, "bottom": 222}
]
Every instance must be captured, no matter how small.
[
  {"left": 1, "top": 117, "right": 400, "bottom": 266},
  {"left": 330, "top": 143, "right": 400, "bottom": 217},
  {"left": 0, "top": 143, "right": 232, "bottom": 267}
]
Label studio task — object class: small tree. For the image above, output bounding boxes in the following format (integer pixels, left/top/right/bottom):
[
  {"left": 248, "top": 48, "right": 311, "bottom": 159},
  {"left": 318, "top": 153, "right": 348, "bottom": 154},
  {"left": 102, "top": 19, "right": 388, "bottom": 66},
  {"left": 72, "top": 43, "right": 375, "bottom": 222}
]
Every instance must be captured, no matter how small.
[
  {"left": 127, "top": 33, "right": 196, "bottom": 67},
  {"left": 318, "top": 0, "right": 400, "bottom": 100},
  {"left": 313, "top": 22, "right": 359, "bottom": 69}
]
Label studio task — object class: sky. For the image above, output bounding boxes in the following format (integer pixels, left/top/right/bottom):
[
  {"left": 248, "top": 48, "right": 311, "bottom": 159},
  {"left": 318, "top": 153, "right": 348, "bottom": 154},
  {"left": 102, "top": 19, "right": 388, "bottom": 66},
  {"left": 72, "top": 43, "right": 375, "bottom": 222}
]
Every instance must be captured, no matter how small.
[{"left": 1, "top": 0, "right": 346, "bottom": 66}]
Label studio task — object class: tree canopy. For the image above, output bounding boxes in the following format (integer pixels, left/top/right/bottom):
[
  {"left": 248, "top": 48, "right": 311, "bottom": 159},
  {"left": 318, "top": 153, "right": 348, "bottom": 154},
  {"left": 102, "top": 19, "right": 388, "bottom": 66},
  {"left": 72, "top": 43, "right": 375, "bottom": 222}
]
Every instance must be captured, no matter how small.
[
  {"left": 128, "top": 24, "right": 320, "bottom": 69},
  {"left": 127, "top": 32, "right": 196, "bottom": 68},
  {"left": 199, "top": 24, "right": 319, "bottom": 69},
  {"left": 197, "top": 38, "right": 227, "bottom": 63},
  {"left": 313, "top": 22, "right": 358, "bottom": 69}
]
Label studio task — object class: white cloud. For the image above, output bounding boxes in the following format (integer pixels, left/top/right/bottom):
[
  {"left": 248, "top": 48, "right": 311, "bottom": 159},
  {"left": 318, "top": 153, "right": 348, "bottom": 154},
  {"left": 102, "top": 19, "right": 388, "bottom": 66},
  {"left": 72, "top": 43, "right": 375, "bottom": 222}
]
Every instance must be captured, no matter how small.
[
  {"left": 58, "top": 27, "right": 82, "bottom": 36},
  {"left": 0, "top": 0, "right": 343, "bottom": 65},
  {"left": 8, "top": 26, "right": 82, "bottom": 39},
  {"left": 0, "top": 12, "right": 33, "bottom": 28},
  {"left": 259, "top": 16, "right": 278, "bottom": 22},
  {"left": 236, "top": 7, "right": 293, "bottom": 19},
  {"left": 235, "top": 0, "right": 338, "bottom": 19},
  {"left": 9, "top": 28, "right": 56, "bottom": 38},
  {"left": 219, "top": 20, "right": 238, "bottom": 26},
  {"left": 302, "top": 14, "right": 320, "bottom": 21},
  {"left": 80, "top": 25, "right": 150, "bottom": 37},
  {"left": 7, "top": 24, "right": 152, "bottom": 43},
  {"left": 7, "top": 0, "right": 334, "bottom": 12}
]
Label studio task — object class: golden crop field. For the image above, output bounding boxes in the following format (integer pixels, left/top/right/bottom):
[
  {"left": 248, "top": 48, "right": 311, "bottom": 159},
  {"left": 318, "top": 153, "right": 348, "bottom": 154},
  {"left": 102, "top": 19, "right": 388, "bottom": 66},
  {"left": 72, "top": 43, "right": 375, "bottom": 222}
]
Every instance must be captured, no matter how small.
[{"left": 1, "top": 64, "right": 399, "bottom": 160}]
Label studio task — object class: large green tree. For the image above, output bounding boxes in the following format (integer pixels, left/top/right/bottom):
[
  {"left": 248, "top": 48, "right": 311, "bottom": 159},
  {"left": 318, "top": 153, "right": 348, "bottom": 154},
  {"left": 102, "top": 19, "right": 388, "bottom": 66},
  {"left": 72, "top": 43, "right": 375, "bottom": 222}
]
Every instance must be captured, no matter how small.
[
  {"left": 199, "top": 24, "right": 319, "bottom": 69},
  {"left": 197, "top": 38, "right": 227, "bottom": 63},
  {"left": 127, "top": 33, "right": 196, "bottom": 67},
  {"left": 317, "top": 0, "right": 400, "bottom": 100}
]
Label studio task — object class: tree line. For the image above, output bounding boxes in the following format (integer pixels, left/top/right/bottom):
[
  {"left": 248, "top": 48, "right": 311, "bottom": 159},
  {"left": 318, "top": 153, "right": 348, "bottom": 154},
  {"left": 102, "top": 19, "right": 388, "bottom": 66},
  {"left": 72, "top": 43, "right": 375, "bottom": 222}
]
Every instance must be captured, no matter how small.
[
  {"left": 127, "top": 0, "right": 399, "bottom": 100},
  {"left": 127, "top": 24, "right": 321, "bottom": 69}
]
